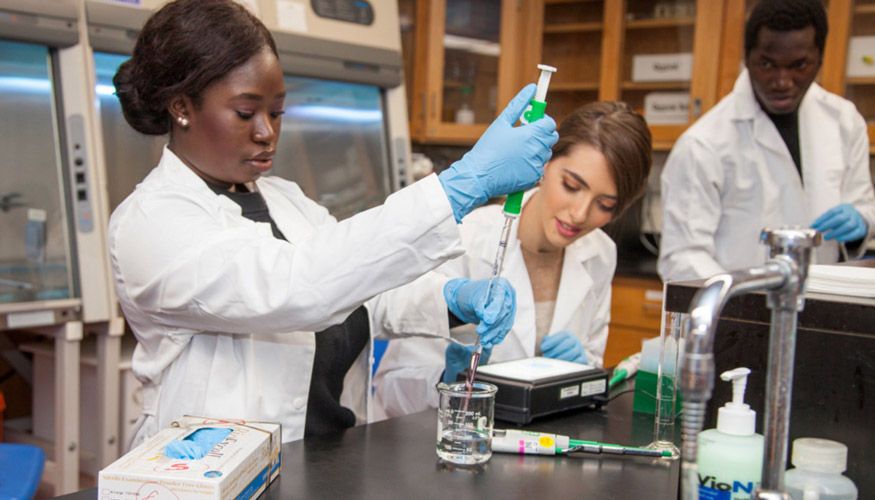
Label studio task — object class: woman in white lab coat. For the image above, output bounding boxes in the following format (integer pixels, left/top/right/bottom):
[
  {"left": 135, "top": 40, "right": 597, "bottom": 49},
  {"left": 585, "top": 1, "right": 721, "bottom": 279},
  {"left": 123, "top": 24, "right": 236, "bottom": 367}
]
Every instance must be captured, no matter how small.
[
  {"left": 374, "top": 102, "right": 653, "bottom": 418},
  {"left": 109, "top": 0, "right": 558, "bottom": 446}
]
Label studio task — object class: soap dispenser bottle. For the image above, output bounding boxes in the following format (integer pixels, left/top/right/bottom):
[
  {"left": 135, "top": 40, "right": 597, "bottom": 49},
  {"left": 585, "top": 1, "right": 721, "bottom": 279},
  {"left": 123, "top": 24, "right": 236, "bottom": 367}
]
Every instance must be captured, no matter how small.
[{"left": 697, "top": 367, "right": 764, "bottom": 500}]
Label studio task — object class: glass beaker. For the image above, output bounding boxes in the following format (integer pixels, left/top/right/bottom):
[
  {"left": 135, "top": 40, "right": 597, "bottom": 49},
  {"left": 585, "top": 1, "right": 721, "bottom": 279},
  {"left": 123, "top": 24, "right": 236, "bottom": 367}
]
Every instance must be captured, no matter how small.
[
  {"left": 647, "top": 307, "right": 686, "bottom": 458},
  {"left": 436, "top": 381, "right": 497, "bottom": 465}
]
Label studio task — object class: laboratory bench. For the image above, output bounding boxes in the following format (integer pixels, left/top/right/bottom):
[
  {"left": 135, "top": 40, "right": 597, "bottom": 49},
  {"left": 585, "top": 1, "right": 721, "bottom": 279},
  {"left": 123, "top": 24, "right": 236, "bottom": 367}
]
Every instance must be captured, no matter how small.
[{"left": 53, "top": 383, "right": 680, "bottom": 500}]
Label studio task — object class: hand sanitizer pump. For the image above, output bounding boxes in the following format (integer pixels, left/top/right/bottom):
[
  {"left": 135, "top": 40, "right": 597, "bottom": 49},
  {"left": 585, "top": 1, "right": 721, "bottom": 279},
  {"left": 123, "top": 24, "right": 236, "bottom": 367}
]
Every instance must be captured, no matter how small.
[{"left": 697, "top": 368, "right": 765, "bottom": 499}]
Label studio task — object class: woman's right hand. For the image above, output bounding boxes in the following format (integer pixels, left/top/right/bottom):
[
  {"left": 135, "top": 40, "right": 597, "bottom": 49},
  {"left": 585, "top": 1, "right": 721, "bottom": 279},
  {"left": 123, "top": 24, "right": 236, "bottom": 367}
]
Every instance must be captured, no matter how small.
[
  {"left": 443, "top": 277, "right": 516, "bottom": 346},
  {"left": 438, "top": 84, "right": 559, "bottom": 222},
  {"left": 443, "top": 342, "right": 494, "bottom": 383}
]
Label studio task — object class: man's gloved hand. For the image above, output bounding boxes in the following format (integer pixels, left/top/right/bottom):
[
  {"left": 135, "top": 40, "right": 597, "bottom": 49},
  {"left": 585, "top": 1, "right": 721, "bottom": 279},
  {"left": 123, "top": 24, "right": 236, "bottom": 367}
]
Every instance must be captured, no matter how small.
[
  {"left": 443, "top": 342, "right": 494, "bottom": 384},
  {"left": 163, "top": 427, "right": 233, "bottom": 460},
  {"left": 811, "top": 203, "right": 869, "bottom": 242},
  {"left": 444, "top": 277, "right": 516, "bottom": 346},
  {"left": 438, "top": 84, "right": 559, "bottom": 222},
  {"left": 540, "top": 331, "right": 588, "bottom": 364}
]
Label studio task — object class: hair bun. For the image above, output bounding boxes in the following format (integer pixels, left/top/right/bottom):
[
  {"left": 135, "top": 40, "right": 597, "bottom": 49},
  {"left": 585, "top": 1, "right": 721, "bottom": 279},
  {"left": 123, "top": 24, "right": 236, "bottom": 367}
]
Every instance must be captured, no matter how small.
[{"left": 113, "top": 59, "right": 170, "bottom": 135}]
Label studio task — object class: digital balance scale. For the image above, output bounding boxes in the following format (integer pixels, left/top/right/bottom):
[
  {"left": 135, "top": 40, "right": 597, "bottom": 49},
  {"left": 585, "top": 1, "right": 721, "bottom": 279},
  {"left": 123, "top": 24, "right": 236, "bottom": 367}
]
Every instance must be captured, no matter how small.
[{"left": 471, "top": 357, "right": 609, "bottom": 424}]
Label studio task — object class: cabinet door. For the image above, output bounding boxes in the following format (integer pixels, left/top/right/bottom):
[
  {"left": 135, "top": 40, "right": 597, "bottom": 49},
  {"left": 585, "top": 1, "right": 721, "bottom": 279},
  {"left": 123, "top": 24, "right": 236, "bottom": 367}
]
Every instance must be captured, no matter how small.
[
  {"left": 605, "top": 276, "right": 663, "bottom": 367},
  {"left": 600, "top": 0, "right": 724, "bottom": 150},
  {"left": 539, "top": 0, "right": 606, "bottom": 124},
  {"left": 410, "top": 0, "right": 526, "bottom": 145},
  {"left": 821, "top": 0, "right": 875, "bottom": 153}
]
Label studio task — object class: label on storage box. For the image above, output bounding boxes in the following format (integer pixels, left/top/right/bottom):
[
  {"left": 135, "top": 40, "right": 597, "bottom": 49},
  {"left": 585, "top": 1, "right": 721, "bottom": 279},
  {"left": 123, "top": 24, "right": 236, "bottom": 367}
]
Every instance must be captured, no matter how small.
[
  {"left": 632, "top": 53, "right": 693, "bottom": 82},
  {"left": 645, "top": 92, "right": 690, "bottom": 125}
]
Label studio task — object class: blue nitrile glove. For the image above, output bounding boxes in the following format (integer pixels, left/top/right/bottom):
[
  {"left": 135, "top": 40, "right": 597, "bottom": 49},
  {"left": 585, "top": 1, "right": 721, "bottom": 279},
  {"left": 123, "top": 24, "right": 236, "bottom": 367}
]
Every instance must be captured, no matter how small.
[
  {"left": 811, "top": 203, "right": 869, "bottom": 242},
  {"left": 444, "top": 277, "right": 516, "bottom": 346},
  {"left": 540, "top": 331, "right": 588, "bottom": 364},
  {"left": 163, "top": 427, "right": 233, "bottom": 460},
  {"left": 444, "top": 342, "right": 494, "bottom": 383},
  {"left": 438, "top": 84, "right": 559, "bottom": 222}
]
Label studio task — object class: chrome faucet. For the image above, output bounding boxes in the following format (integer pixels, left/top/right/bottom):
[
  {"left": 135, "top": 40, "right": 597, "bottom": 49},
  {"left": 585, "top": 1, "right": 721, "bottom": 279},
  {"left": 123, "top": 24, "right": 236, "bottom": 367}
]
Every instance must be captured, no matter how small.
[{"left": 678, "top": 227, "right": 821, "bottom": 500}]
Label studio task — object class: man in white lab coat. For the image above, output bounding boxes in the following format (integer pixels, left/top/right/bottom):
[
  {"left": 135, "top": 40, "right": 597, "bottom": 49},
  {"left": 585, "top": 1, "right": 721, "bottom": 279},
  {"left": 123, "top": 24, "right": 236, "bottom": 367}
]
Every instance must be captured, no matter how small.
[{"left": 659, "top": 0, "right": 875, "bottom": 282}]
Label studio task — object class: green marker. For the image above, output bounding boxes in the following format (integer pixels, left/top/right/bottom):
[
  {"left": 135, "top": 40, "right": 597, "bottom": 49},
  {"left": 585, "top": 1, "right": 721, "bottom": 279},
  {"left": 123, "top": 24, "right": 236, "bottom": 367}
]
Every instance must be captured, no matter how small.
[
  {"left": 608, "top": 352, "right": 642, "bottom": 388},
  {"left": 559, "top": 439, "right": 672, "bottom": 458}
]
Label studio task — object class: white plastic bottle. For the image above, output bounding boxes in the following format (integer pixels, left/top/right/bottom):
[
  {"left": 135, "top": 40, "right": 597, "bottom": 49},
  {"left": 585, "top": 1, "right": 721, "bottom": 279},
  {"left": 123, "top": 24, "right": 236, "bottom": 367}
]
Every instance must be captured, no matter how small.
[
  {"left": 697, "top": 367, "right": 764, "bottom": 500},
  {"left": 784, "top": 438, "right": 858, "bottom": 500}
]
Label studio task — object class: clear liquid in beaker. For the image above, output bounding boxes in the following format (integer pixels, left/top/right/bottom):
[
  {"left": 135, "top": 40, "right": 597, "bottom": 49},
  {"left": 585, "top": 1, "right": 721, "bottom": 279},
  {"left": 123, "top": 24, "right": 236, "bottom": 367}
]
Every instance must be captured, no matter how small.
[{"left": 436, "top": 426, "right": 491, "bottom": 464}]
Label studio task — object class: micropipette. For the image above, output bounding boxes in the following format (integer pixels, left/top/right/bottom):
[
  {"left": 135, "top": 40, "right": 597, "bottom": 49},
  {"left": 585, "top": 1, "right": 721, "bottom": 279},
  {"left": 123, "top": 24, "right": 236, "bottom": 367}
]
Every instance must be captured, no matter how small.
[
  {"left": 464, "top": 64, "right": 557, "bottom": 393},
  {"left": 492, "top": 428, "right": 671, "bottom": 458}
]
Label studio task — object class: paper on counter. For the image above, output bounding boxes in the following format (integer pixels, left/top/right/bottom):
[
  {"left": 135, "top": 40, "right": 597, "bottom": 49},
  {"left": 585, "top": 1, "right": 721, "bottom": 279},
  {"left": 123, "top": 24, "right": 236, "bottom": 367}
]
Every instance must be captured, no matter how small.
[{"left": 806, "top": 264, "right": 875, "bottom": 298}]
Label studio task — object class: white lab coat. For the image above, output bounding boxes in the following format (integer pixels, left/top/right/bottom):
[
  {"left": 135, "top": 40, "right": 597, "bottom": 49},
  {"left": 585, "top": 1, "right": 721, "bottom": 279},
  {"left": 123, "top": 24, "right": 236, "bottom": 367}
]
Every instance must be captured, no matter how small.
[
  {"left": 659, "top": 69, "right": 875, "bottom": 282},
  {"left": 373, "top": 192, "right": 616, "bottom": 418},
  {"left": 109, "top": 147, "right": 465, "bottom": 446}
]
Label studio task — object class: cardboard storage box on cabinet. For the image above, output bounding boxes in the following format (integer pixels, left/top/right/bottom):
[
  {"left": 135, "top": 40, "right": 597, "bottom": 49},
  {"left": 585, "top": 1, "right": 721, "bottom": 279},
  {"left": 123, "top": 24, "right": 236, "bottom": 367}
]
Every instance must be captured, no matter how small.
[{"left": 846, "top": 36, "right": 875, "bottom": 77}]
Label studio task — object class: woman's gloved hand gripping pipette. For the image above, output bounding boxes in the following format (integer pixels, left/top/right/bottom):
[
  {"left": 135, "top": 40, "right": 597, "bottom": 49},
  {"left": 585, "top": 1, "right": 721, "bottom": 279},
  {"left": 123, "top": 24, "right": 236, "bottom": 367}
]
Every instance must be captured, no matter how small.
[
  {"left": 438, "top": 83, "right": 558, "bottom": 360},
  {"left": 437, "top": 84, "right": 558, "bottom": 223}
]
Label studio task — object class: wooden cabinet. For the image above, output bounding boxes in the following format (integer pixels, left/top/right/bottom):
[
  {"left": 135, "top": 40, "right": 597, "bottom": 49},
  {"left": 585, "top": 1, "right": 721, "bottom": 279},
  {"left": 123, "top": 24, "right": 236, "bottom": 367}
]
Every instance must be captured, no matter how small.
[
  {"left": 604, "top": 275, "right": 663, "bottom": 367},
  {"left": 821, "top": 0, "right": 875, "bottom": 152},
  {"left": 537, "top": 0, "right": 606, "bottom": 123},
  {"left": 533, "top": 0, "right": 725, "bottom": 150},
  {"left": 407, "top": 0, "right": 536, "bottom": 145},
  {"left": 404, "top": 0, "right": 726, "bottom": 148}
]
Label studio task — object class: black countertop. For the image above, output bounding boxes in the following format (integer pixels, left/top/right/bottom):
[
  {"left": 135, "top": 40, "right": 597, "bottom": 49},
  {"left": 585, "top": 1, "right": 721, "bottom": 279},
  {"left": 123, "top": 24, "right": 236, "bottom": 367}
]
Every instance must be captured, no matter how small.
[{"left": 55, "top": 383, "right": 680, "bottom": 500}]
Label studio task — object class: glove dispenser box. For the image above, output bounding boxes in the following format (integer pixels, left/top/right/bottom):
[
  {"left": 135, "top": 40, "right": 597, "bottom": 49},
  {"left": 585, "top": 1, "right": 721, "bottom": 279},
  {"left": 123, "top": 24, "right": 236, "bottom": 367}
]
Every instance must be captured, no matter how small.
[{"left": 98, "top": 417, "right": 281, "bottom": 500}]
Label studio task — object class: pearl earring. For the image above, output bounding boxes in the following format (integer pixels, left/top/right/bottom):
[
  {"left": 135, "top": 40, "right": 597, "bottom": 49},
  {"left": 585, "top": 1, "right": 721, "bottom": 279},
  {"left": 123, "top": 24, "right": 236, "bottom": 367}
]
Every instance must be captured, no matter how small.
[{"left": 178, "top": 117, "right": 189, "bottom": 127}]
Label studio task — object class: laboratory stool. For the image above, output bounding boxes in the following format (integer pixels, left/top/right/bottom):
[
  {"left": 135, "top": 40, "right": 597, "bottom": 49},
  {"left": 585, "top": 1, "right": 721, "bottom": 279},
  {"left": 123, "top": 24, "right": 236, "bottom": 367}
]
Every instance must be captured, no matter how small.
[{"left": 0, "top": 443, "right": 46, "bottom": 500}]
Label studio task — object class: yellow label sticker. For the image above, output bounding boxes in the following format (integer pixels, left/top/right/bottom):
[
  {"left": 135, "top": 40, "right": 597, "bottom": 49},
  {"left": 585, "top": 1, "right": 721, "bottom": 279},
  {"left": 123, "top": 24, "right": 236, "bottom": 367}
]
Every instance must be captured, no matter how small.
[{"left": 539, "top": 436, "right": 554, "bottom": 448}]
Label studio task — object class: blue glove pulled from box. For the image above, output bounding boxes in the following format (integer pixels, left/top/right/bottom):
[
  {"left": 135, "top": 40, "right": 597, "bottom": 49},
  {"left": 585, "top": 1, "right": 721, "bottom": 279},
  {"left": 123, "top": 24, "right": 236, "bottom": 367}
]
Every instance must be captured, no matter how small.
[{"left": 163, "top": 427, "right": 233, "bottom": 460}]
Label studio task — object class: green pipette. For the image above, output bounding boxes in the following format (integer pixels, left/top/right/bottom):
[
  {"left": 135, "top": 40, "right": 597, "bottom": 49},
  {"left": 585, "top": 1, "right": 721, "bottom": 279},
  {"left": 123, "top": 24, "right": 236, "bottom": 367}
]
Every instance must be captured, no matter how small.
[
  {"left": 465, "top": 64, "right": 558, "bottom": 394},
  {"left": 502, "top": 64, "right": 556, "bottom": 219}
]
